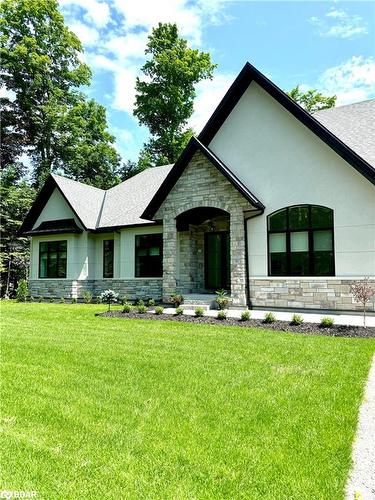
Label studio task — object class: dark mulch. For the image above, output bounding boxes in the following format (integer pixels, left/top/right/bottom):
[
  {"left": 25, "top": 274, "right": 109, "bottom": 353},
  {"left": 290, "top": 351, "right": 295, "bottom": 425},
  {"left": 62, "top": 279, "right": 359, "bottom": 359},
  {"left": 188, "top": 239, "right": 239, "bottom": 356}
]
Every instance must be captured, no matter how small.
[{"left": 97, "top": 310, "right": 375, "bottom": 338}]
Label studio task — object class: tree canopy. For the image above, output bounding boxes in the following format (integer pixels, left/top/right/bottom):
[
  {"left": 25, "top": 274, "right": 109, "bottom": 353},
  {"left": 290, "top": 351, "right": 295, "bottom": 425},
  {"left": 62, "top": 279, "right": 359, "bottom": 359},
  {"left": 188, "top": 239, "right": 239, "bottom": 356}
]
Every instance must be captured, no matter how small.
[
  {"left": 134, "top": 23, "right": 216, "bottom": 166},
  {"left": 288, "top": 86, "right": 336, "bottom": 113}
]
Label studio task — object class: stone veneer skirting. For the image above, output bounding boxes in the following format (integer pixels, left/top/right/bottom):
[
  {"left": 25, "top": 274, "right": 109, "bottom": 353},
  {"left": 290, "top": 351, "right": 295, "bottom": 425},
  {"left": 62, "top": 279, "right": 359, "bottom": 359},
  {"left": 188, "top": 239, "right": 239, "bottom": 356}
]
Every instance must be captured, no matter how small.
[
  {"left": 249, "top": 278, "right": 375, "bottom": 312},
  {"left": 28, "top": 279, "right": 163, "bottom": 301}
]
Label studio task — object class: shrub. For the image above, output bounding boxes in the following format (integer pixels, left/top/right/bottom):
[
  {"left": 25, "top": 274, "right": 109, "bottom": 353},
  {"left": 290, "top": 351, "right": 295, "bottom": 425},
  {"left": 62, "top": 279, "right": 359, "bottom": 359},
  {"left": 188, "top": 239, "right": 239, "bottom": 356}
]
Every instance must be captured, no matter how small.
[
  {"left": 195, "top": 307, "right": 204, "bottom": 317},
  {"left": 16, "top": 279, "right": 28, "bottom": 302},
  {"left": 38, "top": 296, "right": 44, "bottom": 303},
  {"left": 175, "top": 306, "right": 183, "bottom": 316},
  {"left": 263, "top": 312, "right": 276, "bottom": 323},
  {"left": 291, "top": 314, "right": 304, "bottom": 325},
  {"left": 71, "top": 297, "right": 77, "bottom": 304},
  {"left": 60, "top": 296, "right": 65, "bottom": 304},
  {"left": 137, "top": 304, "right": 148, "bottom": 314},
  {"left": 215, "top": 289, "right": 229, "bottom": 310},
  {"left": 83, "top": 291, "right": 92, "bottom": 304},
  {"left": 350, "top": 278, "right": 374, "bottom": 328},
  {"left": 100, "top": 289, "right": 119, "bottom": 312},
  {"left": 29, "top": 296, "right": 35, "bottom": 302},
  {"left": 241, "top": 310, "right": 251, "bottom": 321},
  {"left": 122, "top": 302, "right": 133, "bottom": 313},
  {"left": 148, "top": 298, "right": 156, "bottom": 307},
  {"left": 121, "top": 295, "right": 128, "bottom": 305},
  {"left": 95, "top": 296, "right": 102, "bottom": 304},
  {"left": 170, "top": 294, "right": 184, "bottom": 307},
  {"left": 217, "top": 310, "right": 227, "bottom": 320},
  {"left": 49, "top": 297, "right": 55, "bottom": 303},
  {"left": 320, "top": 316, "right": 334, "bottom": 328},
  {"left": 155, "top": 306, "right": 164, "bottom": 315}
]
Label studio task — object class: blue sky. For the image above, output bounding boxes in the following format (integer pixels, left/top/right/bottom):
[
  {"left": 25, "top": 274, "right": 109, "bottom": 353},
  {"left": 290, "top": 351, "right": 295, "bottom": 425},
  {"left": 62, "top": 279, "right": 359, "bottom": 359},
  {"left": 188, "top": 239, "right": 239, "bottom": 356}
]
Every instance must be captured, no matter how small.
[{"left": 59, "top": 0, "right": 375, "bottom": 163}]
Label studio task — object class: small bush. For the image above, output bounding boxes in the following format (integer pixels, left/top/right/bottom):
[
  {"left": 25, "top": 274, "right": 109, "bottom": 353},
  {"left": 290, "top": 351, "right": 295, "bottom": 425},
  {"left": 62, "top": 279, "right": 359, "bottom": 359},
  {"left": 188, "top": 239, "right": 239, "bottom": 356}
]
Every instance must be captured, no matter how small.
[
  {"left": 83, "top": 291, "right": 92, "bottom": 304},
  {"left": 320, "top": 316, "right": 334, "bottom": 328},
  {"left": 60, "top": 296, "right": 65, "bottom": 304},
  {"left": 170, "top": 294, "right": 184, "bottom": 307},
  {"left": 38, "top": 296, "right": 44, "bottom": 303},
  {"left": 29, "top": 296, "right": 35, "bottom": 302},
  {"left": 215, "top": 289, "right": 229, "bottom": 310},
  {"left": 95, "top": 296, "right": 102, "bottom": 304},
  {"left": 263, "top": 312, "right": 276, "bottom": 323},
  {"left": 175, "top": 306, "right": 183, "bottom": 316},
  {"left": 195, "top": 307, "right": 204, "bottom": 317},
  {"left": 49, "top": 297, "right": 55, "bottom": 303},
  {"left": 291, "top": 314, "right": 304, "bottom": 325},
  {"left": 155, "top": 306, "right": 164, "bottom": 315},
  {"left": 16, "top": 279, "right": 28, "bottom": 302},
  {"left": 71, "top": 297, "right": 77, "bottom": 304},
  {"left": 100, "top": 289, "right": 119, "bottom": 312},
  {"left": 241, "top": 310, "right": 251, "bottom": 321},
  {"left": 217, "top": 310, "right": 227, "bottom": 320},
  {"left": 148, "top": 298, "right": 156, "bottom": 307},
  {"left": 121, "top": 295, "right": 128, "bottom": 305},
  {"left": 122, "top": 302, "right": 133, "bottom": 313},
  {"left": 137, "top": 304, "right": 148, "bottom": 314},
  {"left": 134, "top": 298, "right": 144, "bottom": 306}
]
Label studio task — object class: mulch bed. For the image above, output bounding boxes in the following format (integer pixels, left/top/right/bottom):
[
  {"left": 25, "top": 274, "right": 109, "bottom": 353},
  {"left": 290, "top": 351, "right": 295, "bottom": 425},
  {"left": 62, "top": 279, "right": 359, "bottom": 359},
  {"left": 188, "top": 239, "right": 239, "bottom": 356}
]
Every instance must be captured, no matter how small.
[{"left": 97, "top": 310, "right": 375, "bottom": 338}]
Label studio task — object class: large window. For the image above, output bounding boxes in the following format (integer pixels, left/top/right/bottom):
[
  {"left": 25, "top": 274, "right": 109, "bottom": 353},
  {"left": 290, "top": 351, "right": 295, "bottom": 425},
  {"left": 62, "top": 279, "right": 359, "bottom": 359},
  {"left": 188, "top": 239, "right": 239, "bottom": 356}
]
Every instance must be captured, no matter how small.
[
  {"left": 39, "top": 241, "right": 67, "bottom": 278},
  {"left": 103, "top": 240, "right": 114, "bottom": 278},
  {"left": 268, "top": 205, "right": 334, "bottom": 276},
  {"left": 135, "top": 234, "right": 163, "bottom": 277}
]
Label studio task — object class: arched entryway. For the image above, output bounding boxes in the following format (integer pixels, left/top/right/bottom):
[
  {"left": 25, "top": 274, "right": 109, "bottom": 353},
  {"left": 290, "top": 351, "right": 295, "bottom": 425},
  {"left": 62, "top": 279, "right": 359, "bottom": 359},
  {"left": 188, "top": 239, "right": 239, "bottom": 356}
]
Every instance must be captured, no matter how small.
[{"left": 175, "top": 207, "right": 230, "bottom": 294}]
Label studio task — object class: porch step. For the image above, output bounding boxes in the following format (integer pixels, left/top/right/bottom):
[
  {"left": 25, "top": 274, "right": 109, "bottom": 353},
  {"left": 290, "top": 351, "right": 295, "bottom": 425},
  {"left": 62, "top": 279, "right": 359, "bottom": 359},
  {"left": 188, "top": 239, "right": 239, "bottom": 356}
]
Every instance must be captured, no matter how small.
[{"left": 182, "top": 294, "right": 220, "bottom": 310}]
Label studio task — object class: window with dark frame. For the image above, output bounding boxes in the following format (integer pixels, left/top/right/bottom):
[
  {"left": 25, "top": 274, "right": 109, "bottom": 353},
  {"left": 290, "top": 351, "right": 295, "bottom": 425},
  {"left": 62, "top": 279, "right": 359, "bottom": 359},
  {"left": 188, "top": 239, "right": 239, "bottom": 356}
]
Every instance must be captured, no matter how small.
[
  {"left": 135, "top": 234, "right": 163, "bottom": 278},
  {"left": 268, "top": 205, "right": 334, "bottom": 277},
  {"left": 103, "top": 240, "right": 114, "bottom": 278},
  {"left": 39, "top": 240, "right": 67, "bottom": 278}
]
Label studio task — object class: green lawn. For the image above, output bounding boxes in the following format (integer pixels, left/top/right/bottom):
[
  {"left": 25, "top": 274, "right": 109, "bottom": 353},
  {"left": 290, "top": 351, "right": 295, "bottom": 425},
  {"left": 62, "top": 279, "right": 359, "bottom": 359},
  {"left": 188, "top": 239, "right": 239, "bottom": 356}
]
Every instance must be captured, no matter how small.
[{"left": 1, "top": 302, "right": 374, "bottom": 499}]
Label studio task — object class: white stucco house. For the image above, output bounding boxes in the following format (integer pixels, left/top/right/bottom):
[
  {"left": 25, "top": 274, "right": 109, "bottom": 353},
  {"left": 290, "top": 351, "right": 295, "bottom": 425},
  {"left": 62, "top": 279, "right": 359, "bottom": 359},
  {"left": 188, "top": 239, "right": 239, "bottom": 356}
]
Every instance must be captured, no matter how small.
[{"left": 20, "top": 63, "right": 375, "bottom": 312}]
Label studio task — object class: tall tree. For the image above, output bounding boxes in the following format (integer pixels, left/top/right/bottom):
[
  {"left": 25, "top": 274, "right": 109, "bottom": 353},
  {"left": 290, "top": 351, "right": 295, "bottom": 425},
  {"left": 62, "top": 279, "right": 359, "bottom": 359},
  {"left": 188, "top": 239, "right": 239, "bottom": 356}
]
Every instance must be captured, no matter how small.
[
  {"left": 134, "top": 23, "right": 216, "bottom": 166},
  {"left": 288, "top": 86, "right": 336, "bottom": 113},
  {"left": 0, "top": 0, "right": 121, "bottom": 188}
]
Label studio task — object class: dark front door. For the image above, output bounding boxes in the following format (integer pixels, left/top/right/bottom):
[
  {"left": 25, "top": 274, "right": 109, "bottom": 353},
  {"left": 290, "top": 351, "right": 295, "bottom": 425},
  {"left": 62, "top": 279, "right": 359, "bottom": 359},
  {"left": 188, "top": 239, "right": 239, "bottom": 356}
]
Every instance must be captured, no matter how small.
[{"left": 205, "top": 232, "right": 230, "bottom": 290}]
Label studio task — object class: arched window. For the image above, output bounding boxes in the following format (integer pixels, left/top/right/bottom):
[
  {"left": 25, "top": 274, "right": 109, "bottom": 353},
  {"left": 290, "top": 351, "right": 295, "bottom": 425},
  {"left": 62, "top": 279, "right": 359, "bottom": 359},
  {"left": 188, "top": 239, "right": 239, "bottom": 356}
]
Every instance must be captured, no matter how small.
[{"left": 267, "top": 205, "right": 334, "bottom": 276}]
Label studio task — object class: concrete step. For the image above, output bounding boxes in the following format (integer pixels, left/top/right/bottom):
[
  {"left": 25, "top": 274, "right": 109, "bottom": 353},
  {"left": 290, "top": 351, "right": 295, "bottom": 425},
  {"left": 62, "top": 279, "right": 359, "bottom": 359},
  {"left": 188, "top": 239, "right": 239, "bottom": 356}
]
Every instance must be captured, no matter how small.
[{"left": 182, "top": 294, "right": 231, "bottom": 310}]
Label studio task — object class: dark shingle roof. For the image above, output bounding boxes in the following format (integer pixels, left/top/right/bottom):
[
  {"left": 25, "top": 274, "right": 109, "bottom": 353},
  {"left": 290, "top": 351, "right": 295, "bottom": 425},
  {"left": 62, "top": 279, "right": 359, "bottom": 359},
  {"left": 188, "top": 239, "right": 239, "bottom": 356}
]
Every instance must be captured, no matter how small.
[{"left": 314, "top": 100, "right": 375, "bottom": 168}]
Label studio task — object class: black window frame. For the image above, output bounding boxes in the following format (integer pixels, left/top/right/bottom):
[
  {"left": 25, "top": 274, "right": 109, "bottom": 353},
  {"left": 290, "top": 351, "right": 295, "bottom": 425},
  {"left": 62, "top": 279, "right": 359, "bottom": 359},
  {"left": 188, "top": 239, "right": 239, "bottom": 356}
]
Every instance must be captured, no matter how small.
[
  {"left": 39, "top": 240, "right": 67, "bottom": 278},
  {"left": 103, "top": 239, "right": 114, "bottom": 278},
  {"left": 135, "top": 234, "right": 163, "bottom": 278},
  {"left": 267, "top": 205, "right": 335, "bottom": 277}
]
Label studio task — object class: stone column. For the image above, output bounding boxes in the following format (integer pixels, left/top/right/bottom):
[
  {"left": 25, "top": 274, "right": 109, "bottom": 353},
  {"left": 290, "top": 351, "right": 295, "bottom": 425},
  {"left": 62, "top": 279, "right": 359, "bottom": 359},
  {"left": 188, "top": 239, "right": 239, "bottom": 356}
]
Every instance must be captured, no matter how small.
[
  {"left": 230, "top": 210, "right": 247, "bottom": 306},
  {"left": 162, "top": 216, "right": 177, "bottom": 302}
]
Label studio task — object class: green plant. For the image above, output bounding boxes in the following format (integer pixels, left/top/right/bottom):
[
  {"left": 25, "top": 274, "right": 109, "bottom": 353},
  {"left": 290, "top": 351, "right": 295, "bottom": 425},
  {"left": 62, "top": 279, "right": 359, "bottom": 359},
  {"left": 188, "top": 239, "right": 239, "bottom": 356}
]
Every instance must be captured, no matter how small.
[
  {"left": 38, "top": 296, "right": 44, "bottom": 303},
  {"left": 170, "top": 294, "right": 184, "bottom": 307},
  {"left": 99, "top": 289, "right": 119, "bottom": 312},
  {"left": 122, "top": 302, "right": 133, "bottom": 313},
  {"left": 60, "top": 296, "right": 65, "bottom": 304},
  {"left": 155, "top": 306, "right": 164, "bottom": 315},
  {"left": 134, "top": 298, "right": 144, "bottom": 306},
  {"left": 137, "top": 304, "right": 148, "bottom": 314},
  {"left": 49, "top": 297, "right": 55, "bottom": 303},
  {"left": 28, "top": 296, "right": 35, "bottom": 302},
  {"left": 16, "top": 279, "right": 28, "bottom": 302},
  {"left": 175, "top": 306, "right": 183, "bottom": 316},
  {"left": 263, "top": 312, "right": 276, "bottom": 324},
  {"left": 83, "top": 291, "right": 93, "bottom": 304},
  {"left": 241, "top": 310, "right": 251, "bottom": 321},
  {"left": 148, "top": 298, "right": 156, "bottom": 307},
  {"left": 195, "top": 307, "right": 204, "bottom": 317},
  {"left": 95, "top": 296, "right": 101, "bottom": 304},
  {"left": 217, "top": 310, "right": 227, "bottom": 320},
  {"left": 215, "top": 289, "right": 229, "bottom": 310},
  {"left": 321, "top": 317, "right": 334, "bottom": 328},
  {"left": 71, "top": 297, "right": 77, "bottom": 304},
  {"left": 291, "top": 314, "right": 304, "bottom": 325},
  {"left": 121, "top": 295, "right": 128, "bottom": 305}
]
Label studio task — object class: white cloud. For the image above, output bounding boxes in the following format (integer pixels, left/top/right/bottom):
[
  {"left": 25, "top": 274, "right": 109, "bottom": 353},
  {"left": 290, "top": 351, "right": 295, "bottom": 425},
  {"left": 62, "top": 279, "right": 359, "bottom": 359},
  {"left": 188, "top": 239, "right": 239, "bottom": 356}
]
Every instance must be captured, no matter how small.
[
  {"left": 68, "top": 22, "right": 99, "bottom": 46},
  {"left": 189, "top": 72, "right": 235, "bottom": 132},
  {"left": 59, "top": 0, "right": 110, "bottom": 27},
  {"left": 317, "top": 56, "right": 375, "bottom": 105},
  {"left": 104, "top": 32, "right": 148, "bottom": 60},
  {"left": 309, "top": 8, "right": 367, "bottom": 39}
]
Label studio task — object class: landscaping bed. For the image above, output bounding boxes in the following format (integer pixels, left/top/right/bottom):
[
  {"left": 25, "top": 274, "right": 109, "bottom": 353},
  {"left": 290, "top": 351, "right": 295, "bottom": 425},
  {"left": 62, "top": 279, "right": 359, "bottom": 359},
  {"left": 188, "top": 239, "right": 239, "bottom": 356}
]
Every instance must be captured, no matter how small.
[{"left": 99, "top": 310, "right": 375, "bottom": 338}]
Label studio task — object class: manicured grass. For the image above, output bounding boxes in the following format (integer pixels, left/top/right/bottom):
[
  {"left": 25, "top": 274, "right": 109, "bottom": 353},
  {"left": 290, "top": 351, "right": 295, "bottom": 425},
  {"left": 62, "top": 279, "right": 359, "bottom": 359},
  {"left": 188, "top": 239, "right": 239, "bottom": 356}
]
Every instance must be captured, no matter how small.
[{"left": 1, "top": 302, "right": 374, "bottom": 499}]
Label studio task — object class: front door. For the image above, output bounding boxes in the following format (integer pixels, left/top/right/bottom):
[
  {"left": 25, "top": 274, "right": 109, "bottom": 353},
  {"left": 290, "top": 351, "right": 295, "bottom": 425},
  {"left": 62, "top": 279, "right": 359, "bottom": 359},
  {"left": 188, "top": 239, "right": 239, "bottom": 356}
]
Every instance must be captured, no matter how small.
[{"left": 205, "top": 232, "right": 230, "bottom": 290}]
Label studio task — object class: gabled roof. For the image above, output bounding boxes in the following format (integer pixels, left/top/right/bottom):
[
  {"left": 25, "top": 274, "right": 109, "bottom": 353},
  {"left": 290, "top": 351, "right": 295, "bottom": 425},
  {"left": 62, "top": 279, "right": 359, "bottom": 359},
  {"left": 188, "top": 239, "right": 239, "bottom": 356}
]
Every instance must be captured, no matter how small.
[
  {"left": 198, "top": 62, "right": 375, "bottom": 185},
  {"left": 141, "top": 136, "right": 265, "bottom": 220},
  {"left": 23, "top": 218, "right": 83, "bottom": 236}
]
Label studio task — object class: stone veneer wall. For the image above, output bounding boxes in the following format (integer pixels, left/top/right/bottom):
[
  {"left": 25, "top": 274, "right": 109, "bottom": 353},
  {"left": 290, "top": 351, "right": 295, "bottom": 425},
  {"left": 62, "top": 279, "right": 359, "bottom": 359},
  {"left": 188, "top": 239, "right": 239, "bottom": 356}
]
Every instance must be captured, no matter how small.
[
  {"left": 29, "top": 279, "right": 162, "bottom": 301},
  {"left": 249, "top": 278, "right": 375, "bottom": 312},
  {"left": 155, "top": 150, "right": 255, "bottom": 306}
]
